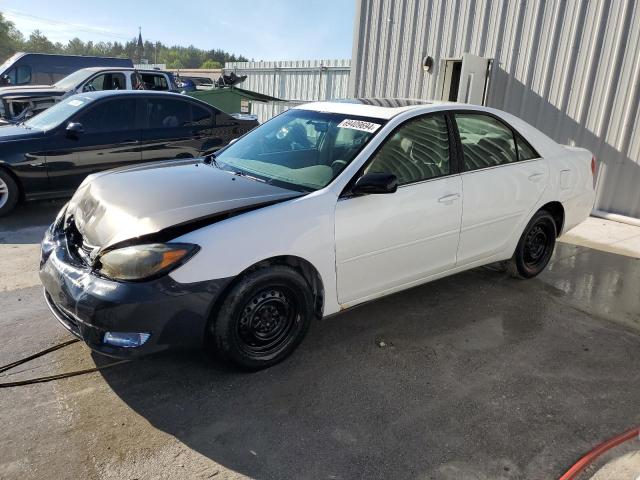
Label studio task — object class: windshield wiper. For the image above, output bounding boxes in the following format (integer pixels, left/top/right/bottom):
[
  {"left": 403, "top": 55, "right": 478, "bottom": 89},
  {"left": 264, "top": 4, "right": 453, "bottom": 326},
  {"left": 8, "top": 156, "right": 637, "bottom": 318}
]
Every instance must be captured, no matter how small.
[
  {"left": 203, "top": 153, "right": 222, "bottom": 169},
  {"left": 230, "top": 169, "right": 267, "bottom": 184}
]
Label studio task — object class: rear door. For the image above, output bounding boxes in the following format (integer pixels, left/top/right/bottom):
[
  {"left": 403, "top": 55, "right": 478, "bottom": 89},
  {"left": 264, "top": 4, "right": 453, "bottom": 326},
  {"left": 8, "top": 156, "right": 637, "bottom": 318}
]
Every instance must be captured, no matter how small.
[
  {"left": 453, "top": 112, "right": 548, "bottom": 265},
  {"left": 46, "top": 97, "right": 141, "bottom": 191},
  {"left": 138, "top": 96, "right": 206, "bottom": 161}
]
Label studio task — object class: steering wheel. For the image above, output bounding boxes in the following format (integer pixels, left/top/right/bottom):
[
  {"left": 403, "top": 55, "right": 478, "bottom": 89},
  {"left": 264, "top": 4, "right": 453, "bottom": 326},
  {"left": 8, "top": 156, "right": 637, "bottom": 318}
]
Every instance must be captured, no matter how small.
[
  {"left": 331, "top": 159, "right": 348, "bottom": 176},
  {"left": 83, "top": 83, "right": 96, "bottom": 92}
]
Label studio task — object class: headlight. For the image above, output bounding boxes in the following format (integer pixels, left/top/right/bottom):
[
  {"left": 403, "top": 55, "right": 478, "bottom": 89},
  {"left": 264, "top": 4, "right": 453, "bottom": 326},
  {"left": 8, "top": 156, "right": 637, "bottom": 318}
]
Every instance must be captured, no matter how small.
[{"left": 97, "top": 243, "right": 199, "bottom": 281}]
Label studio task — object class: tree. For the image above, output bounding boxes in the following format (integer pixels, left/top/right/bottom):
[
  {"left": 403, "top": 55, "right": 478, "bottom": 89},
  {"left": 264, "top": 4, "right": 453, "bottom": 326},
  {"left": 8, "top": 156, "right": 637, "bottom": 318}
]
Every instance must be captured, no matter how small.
[
  {"left": 0, "top": 13, "right": 24, "bottom": 61},
  {"left": 25, "top": 30, "right": 55, "bottom": 53},
  {"left": 201, "top": 59, "right": 221, "bottom": 69},
  {"left": 0, "top": 19, "right": 249, "bottom": 67}
]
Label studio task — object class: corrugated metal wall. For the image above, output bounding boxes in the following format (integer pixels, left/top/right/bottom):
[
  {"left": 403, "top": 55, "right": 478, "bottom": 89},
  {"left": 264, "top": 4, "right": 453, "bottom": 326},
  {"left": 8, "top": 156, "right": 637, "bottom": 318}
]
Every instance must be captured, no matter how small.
[
  {"left": 225, "top": 59, "right": 351, "bottom": 123},
  {"left": 350, "top": 0, "right": 640, "bottom": 219}
]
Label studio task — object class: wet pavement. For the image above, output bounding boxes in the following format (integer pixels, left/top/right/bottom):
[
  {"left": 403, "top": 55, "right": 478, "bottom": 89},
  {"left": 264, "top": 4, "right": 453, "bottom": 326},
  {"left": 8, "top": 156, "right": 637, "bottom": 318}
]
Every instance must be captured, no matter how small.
[{"left": 1, "top": 201, "right": 639, "bottom": 479}]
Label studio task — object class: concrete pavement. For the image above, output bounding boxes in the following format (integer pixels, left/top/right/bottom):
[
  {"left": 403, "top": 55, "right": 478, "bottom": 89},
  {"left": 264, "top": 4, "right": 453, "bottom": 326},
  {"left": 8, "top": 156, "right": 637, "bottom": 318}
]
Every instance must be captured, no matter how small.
[{"left": 1, "top": 203, "right": 639, "bottom": 480}]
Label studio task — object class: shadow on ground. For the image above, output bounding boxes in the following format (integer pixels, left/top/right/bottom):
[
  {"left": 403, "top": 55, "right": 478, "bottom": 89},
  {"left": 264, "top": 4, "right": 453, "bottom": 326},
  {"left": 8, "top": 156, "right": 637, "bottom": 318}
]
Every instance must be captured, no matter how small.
[
  {"left": 0, "top": 199, "right": 66, "bottom": 244},
  {"left": 98, "top": 244, "right": 640, "bottom": 480}
]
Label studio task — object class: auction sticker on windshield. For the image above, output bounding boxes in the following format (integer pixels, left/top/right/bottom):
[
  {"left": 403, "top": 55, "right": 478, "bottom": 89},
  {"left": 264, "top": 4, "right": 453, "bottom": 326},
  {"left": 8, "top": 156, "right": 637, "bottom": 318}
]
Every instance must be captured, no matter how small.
[{"left": 337, "top": 119, "right": 381, "bottom": 133}]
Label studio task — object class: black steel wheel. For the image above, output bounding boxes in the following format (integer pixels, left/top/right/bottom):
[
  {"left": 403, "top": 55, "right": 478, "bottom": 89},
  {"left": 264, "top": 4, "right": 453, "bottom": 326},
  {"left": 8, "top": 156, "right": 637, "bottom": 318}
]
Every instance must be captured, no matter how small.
[
  {"left": 508, "top": 210, "right": 557, "bottom": 279},
  {"left": 211, "top": 265, "right": 314, "bottom": 370}
]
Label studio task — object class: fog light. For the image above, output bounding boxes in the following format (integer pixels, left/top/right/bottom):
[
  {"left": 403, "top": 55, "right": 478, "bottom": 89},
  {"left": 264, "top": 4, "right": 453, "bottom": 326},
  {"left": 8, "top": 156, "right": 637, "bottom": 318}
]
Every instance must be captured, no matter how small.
[{"left": 103, "top": 332, "right": 151, "bottom": 348}]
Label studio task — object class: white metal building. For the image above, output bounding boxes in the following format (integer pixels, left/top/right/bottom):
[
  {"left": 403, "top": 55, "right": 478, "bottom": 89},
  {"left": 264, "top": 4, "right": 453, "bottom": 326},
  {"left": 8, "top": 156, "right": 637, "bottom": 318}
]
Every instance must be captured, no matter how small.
[
  {"left": 349, "top": 0, "right": 640, "bottom": 221},
  {"left": 225, "top": 59, "right": 351, "bottom": 123}
]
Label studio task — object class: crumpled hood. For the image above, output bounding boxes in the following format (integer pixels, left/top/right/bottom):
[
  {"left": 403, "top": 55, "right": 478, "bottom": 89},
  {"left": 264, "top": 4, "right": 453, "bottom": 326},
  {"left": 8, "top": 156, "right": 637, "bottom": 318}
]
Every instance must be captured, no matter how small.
[
  {"left": 0, "top": 85, "right": 66, "bottom": 99},
  {"left": 66, "top": 159, "right": 302, "bottom": 251}
]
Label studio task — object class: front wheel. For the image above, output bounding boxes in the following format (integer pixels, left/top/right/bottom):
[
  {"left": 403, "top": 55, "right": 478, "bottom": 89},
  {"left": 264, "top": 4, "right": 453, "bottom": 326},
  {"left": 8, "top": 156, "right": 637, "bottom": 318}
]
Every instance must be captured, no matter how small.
[
  {"left": 0, "top": 169, "right": 19, "bottom": 217},
  {"left": 210, "top": 265, "right": 314, "bottom": 370},
  {"left": 507, "top": 210, "right": 557, "bottom": 279}
]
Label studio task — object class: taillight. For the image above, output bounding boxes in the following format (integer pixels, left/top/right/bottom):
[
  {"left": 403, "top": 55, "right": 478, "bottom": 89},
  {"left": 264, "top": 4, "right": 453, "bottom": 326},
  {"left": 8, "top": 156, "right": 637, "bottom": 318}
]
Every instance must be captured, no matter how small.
[{"left": 591, "top": 156, "right": 597, "bottom": 177}]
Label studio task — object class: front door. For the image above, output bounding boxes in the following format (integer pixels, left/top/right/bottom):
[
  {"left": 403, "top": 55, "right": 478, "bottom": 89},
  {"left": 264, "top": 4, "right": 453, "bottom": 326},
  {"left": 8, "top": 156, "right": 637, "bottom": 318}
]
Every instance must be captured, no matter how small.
[
  {"left": 453, "top": 112, "right": 548, "bottom": 265},
  {"left": 46, "top": 97, "right": 141, "bottom": 191},
  {"left": 335, "top": 113, "right": 463, "bottom": 305}
]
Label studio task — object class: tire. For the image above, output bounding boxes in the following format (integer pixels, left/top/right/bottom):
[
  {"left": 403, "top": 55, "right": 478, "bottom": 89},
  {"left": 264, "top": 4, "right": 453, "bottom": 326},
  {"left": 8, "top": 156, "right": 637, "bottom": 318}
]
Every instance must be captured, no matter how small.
[
  {"left": 507, "top": 210, "right": 557, "bottom": 279},
  {"left": 210, "top": 265, "right": 314, "bottom": 370},
  {"left": 0, "top": 169, "right": 19, "bottom": 217}
]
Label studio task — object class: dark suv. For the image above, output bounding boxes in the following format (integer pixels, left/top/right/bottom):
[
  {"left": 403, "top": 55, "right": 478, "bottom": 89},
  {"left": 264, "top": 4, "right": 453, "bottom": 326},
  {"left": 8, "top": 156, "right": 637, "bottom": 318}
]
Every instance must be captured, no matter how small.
[{"left": 0, "top": 90, "right": 258, "bottom": 215}]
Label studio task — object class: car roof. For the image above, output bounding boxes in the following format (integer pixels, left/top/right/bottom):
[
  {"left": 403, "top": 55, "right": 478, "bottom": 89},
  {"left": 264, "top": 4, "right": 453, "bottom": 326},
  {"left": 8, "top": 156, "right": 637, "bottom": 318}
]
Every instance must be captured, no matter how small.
[
  {"left": 67, "top": 90, "right": 187, "bottom": 100},
  {"left": 296, "top": 98, "right": 484, "bottom": 119},
  {"left": 77, "top": 67, "right": 171, "bottom": 74}
]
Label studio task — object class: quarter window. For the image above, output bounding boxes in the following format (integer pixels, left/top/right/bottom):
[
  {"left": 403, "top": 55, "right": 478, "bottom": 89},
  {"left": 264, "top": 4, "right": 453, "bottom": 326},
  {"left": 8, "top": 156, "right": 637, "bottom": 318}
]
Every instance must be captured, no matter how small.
[
  {"left": 515, "top": 132, "right": 539, "bottom": 161},
  {"left": 365, "top": 114, "right": 450, "bottom": 185},
  {"left": 455, "top": 113, "right": 517, "bottom": 171},
  {"left": 190, "top": 103, "right": 213, "bottom": 127}
]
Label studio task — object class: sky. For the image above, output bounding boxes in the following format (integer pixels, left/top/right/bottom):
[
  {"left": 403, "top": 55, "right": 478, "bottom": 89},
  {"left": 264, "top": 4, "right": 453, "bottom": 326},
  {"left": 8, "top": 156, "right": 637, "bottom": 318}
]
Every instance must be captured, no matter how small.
[{"left": 1, "top": 0, "right": 355, "bottom": 60}]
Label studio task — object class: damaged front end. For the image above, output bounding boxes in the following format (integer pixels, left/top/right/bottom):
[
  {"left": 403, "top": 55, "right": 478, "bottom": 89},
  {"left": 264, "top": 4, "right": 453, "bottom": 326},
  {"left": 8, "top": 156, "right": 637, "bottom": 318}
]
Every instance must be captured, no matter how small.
[{"left": 0, "top": 94, "right": 59, "bottom": 123}]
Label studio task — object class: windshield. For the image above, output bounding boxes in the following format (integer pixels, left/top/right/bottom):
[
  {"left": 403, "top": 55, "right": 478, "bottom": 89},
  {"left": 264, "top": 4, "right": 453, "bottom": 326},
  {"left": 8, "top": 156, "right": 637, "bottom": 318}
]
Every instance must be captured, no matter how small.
[
  {"left": 54, "top": 69, "right": 94, "bottom": 90},
  {"left": 0, "top": 53, "right": 21, "bottom": 74},
  {"left": 24, "top": 95, "right": 94, "bottom": 130},
  {"left": 215, "top": 109, "right": 385, "bottom": 192}
]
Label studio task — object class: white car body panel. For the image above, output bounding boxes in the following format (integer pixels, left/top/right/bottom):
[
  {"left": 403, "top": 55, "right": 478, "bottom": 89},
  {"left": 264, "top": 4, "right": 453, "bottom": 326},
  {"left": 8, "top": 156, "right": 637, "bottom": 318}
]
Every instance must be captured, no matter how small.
[
  {"left": 457, "top": 158, "right": 549, "bottom": 265},
  {"left": 170, "top": 101, "right": 596, "bottom": 317},
  {"left": 335, "top": 175, "right": 462, "bottom": 304}
]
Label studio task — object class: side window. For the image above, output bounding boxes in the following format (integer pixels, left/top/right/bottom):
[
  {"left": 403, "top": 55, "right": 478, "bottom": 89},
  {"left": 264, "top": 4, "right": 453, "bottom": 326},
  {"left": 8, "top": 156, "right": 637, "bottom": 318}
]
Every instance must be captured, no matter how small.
[
  {"left": 141, "top": 73, "right": 169, "bottom": 91},
  {"left": 515, "top": 132, "right": 539, "bottom": 161},
  {"left": 365, "top": 114, "right": 450, "bottom": 185},
  {"left": 455, "top": 114, "right": 517, "bottom": 171},
  {"left": 6, "top": 66, "right": 31, "bottom": 85},
  {"left": 85, "top": 73, "right": 126, "bottom": 91},
  {"left": 146, "top": 98, "right": 191, "bottom": 129},
  {"left": 76, "top": 98, "right": 136, "bottom": 133},
  {"left": 190, "top": 103, "right": 213, "bottom": 127}
]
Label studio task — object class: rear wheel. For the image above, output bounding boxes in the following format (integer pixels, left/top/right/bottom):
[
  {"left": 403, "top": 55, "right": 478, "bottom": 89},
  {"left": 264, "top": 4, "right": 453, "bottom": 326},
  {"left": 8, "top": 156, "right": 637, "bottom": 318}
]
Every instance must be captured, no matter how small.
[
  {"left": 210, "top": 265, "right": 314, "bottom": 370},
  {"left": 507, "top": 210, "right": 557, "bottom": 279},
  {"left": 0, "top": 169, "right": 19, "bottom": 217}
]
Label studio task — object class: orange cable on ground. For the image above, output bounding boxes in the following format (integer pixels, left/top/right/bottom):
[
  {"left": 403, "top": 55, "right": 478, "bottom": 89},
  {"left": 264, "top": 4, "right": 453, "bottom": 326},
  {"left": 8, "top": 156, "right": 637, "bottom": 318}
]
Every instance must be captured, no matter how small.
[{"left": 558, "top": 426, "right": 640, "bottom": 480}]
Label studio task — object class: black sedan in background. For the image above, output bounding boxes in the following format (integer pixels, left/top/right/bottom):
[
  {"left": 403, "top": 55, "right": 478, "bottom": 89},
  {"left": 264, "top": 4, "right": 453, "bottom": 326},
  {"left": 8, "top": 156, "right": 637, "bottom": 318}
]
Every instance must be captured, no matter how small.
[{"left": 0, "top": 90, "right": 258, "bottom": 216}]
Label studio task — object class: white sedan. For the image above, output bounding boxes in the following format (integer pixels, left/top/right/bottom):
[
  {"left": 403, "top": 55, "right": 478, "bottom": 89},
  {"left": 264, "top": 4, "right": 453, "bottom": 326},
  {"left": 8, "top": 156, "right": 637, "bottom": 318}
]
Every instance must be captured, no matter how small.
[{"left": 40, "top": 99, "right": 596, "bottom": 369}]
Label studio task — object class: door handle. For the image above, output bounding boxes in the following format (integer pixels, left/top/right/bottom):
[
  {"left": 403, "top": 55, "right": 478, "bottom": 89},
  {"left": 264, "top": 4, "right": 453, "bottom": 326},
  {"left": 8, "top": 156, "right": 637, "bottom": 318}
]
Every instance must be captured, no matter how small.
[
  {"left": 528, "top": 172, "right": 544, "bottom": 182},
  {"left": 438, "top": 193, "right": 460, "bottom": 204}
]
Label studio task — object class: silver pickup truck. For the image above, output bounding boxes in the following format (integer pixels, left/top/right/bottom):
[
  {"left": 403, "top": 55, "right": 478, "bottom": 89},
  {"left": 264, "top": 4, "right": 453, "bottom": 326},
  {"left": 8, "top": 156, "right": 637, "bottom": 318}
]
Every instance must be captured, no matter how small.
[{"left": 0, "top": 67, "right": 177, "bottom": 123}]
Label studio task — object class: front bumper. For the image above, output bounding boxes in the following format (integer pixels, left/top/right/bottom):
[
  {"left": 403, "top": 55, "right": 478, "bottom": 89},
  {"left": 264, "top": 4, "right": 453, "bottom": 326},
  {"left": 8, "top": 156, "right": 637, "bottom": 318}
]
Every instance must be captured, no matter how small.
[{"left": 39, "top": 222, "right": 231, "bottom": 358}]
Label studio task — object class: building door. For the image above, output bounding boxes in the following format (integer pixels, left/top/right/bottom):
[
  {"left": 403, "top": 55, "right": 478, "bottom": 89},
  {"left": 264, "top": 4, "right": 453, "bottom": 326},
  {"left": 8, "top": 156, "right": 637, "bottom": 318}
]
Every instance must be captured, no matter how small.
[{"left": 437, "top": 54, "right": 490, "bottom": 105}]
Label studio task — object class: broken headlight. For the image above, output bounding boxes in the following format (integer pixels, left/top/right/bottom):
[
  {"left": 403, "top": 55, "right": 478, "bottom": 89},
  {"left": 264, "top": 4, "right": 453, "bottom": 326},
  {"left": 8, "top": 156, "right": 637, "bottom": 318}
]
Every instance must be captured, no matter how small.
[{"left": 97, "top": 243, "right": 199, "bottom": 281}]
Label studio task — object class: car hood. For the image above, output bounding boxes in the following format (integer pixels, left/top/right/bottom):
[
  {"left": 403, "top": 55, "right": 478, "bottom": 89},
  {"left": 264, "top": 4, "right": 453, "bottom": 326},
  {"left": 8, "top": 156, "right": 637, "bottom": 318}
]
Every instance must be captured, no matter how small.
[
  {"left": 65, "top": 159, "right": 303, "bottom": 251},
  {"left": 0, "top": 124, "right": 44, "bottom": 141},
  {"left": 0, "top": 85, "right": 66, "bottom": 98}
]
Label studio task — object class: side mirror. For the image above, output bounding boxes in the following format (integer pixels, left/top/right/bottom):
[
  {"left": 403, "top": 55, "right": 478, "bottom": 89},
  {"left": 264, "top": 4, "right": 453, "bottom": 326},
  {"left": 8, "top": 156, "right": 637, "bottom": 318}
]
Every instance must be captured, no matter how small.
[
  {"left": 65, "top": 122, "right": 84, "bottom": 138},
  {"left": 352, "top": 172, "right": 398, "bottom": 195},
  {"left": 0, "top": 75, "right": 10, "bottom": 86}
]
